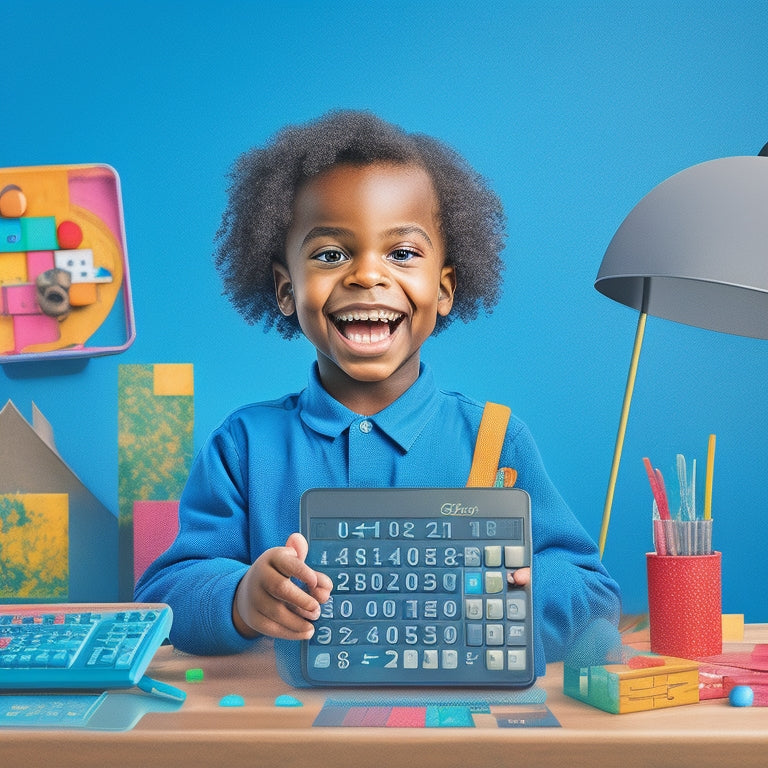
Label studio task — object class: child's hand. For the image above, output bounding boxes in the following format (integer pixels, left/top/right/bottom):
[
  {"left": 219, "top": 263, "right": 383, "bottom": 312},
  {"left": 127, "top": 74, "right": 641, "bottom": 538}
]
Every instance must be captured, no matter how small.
[
  {"left": 507, "top": 567, "right": 531, "bottom": 587},
  {"left": 233, "top": 532, "right": 333, "bottom": 640}
]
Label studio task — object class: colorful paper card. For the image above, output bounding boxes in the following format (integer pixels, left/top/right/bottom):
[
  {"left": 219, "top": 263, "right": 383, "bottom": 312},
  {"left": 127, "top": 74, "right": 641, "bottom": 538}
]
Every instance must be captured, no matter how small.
[
  {"left": 133, "top": 501, "right": 180, "bottom": 583},
  {"left": 313, "top": 699, "right": 559, "bottom": 728},
  {"left": 118, "top": 364, "right": 193, "bottom": 598},
  {"left": 0, "top": 493, "right": 68, "bottom": 599}
]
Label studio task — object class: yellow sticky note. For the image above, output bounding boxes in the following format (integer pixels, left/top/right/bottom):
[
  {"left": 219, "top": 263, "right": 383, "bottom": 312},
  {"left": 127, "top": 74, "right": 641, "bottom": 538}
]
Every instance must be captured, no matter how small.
[{"left": 153, "top": 363, "right": 194, "bottom": 396}]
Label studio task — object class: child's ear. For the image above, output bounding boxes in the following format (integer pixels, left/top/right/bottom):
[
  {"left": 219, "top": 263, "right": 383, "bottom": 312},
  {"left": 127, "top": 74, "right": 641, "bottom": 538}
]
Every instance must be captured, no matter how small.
[
  {"left": 437, "top": 265, "right": 456, "bottom": 317},
  {"left": 272, "top": 262, "right": 295, "bottom": 316}
]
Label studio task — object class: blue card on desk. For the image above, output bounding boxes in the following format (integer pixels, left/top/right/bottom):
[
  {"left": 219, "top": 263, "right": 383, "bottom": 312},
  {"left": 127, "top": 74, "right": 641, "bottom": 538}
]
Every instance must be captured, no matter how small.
[{"left": 0, "top": 691, "right": 182, "bottom": 731}]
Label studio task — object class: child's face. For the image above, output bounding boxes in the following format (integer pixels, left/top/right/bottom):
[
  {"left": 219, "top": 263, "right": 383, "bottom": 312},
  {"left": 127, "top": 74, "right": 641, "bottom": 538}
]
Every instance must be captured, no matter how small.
[{"left": 274, "top": 162, "right": 455, "bottom": 407}]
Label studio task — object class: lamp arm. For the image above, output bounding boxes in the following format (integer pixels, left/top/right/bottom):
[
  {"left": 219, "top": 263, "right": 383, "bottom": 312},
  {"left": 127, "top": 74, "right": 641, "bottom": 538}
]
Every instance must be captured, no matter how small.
[{"left": 598, "top": 310, "right": 647, "bottom": 558}]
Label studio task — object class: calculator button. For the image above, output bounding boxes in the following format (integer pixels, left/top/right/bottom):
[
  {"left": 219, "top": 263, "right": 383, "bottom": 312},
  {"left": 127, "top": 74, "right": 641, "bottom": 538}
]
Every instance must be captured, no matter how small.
[
  {"left": 465, "top": 599, "right": 483, "bottom": 620},
  {"left": 423, "top": 650, "right": 438, "bottom": 669},
  {"left": 484, "top": 546, "right": 502, "bottom": 567},
  {"left": 485, "top": 598, "right": 504, "bottom": 620},
  {"left": 506, "top": 596, "right": 526, "bottom": 619},
  {"left": 485, "top": 624, "right": 505, "bottom": 645},
  {"left": 466, "top": 624, "right": 483, "bottom": 646},
  {"left": 442, "top": 650, "right": 458, "bottom": 669},
  {"left": 504, "top": 545, "right": 526, "bottom": 568},
  {"left": 464, "top": 572, "right": 483, "bottom": 594},
  {"left": 507, "top": 649, "right": 527, "bottom": 670},
  {"left": 403, "top": 650, "right": 419, "bottom": 669},
  {"left": 484, "top": 572, "right": 504, "bottom": 593},
  {"left": 312, "top": 652, "right": 331, "bottom": 669},
  {"left": 464, "top": 547, "right": 482, "bottom": 567},
  {"left": 486, "top": 650, "right": 504, "bottom": 670},
  {"left": 507, "top": 623, "right": 527, "bottom": 645}
]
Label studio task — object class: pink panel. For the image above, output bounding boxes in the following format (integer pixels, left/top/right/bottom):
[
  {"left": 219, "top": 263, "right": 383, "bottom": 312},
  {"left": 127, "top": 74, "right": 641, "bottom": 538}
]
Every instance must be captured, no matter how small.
[
  {"left": 12, "top": 313, "right": 59, "bottom": 351},
  {"left": 26, "top": 251, "right": 56, "bottom": 281},
  {"left": 133, "top": 500, "right": 180, "bottom": 583},
  {"left": 3, "top": 283, "right": 40, "bottom": 315}
]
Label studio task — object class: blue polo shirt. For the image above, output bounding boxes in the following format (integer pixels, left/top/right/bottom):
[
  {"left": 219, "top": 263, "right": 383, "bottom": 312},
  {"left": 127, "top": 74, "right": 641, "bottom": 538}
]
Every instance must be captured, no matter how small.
[{"left": 135, "top": 363, "right": 620, "bottom": 674}]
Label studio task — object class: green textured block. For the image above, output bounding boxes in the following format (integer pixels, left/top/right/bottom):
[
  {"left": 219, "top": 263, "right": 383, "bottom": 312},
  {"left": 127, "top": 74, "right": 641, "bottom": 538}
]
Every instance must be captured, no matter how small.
[{"left": 20, "top": 217, "right": 59, "bottom": 251}]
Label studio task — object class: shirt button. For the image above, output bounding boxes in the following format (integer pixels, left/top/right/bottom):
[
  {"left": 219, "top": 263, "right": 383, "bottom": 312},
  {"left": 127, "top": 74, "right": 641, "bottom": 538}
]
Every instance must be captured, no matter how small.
[{"left": 359, "top": 419, "right": 373, "bottom": 434}]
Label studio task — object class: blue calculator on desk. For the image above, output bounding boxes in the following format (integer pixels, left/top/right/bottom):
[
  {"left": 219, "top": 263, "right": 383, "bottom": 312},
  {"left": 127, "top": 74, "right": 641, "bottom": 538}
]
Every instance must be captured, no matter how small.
[
  {"left": 0, "top": 603, "right": 175, "bottom": 694},
  {"left": 299, "top": 487, "right": 535, "bottom": 688}
]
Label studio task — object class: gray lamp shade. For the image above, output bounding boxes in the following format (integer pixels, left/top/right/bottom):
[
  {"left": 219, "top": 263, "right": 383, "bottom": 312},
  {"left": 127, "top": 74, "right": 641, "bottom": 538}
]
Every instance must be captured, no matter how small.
[{"left": 595, "top": 156, "right": 768, "bottom": 339}]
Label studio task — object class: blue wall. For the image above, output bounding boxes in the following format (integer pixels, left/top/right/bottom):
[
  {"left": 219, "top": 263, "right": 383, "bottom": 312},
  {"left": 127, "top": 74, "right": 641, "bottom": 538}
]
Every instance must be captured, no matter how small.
[{"left": 3, "top": 1, "right": 768, "bottom": 621}]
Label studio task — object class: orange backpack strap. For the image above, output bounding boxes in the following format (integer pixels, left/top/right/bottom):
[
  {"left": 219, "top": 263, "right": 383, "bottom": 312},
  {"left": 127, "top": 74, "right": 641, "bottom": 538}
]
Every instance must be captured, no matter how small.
[{"left": 466, "top": 402, "right": 515, "bottom": 488}]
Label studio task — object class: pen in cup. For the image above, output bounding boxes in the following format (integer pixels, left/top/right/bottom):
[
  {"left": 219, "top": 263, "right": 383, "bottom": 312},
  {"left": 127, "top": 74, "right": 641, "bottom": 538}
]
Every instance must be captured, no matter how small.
[{"left": 643, "top": 435, "right": 715, "bottom": 556}]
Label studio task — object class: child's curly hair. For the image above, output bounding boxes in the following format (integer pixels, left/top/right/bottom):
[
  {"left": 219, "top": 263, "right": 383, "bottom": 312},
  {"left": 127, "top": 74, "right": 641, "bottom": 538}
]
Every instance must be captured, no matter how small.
[{"left": 214, "top": 110, "right": 506, "bottom": 339}]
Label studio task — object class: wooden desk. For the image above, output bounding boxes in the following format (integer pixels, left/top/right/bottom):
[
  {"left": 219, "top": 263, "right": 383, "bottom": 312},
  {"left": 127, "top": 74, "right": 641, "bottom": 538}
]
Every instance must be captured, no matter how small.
[{"left": 3, "top": 625, "right": 766, "bottom": 768}]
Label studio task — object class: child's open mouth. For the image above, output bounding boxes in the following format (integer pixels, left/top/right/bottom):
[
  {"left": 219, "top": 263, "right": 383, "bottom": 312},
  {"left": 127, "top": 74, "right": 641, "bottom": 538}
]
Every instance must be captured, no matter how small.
[{"left": 332, "top": 309, "right": 405, "bottom": 344}]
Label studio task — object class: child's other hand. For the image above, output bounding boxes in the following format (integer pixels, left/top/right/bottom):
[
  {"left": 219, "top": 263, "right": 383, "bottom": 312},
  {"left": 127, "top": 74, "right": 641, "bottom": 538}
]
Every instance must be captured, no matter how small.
[
  {"left": 233, "top": 532, "right": 333, "bottom": 640},
  {"left": 507, "top": 567, "right": 531, "bottom": 587}
]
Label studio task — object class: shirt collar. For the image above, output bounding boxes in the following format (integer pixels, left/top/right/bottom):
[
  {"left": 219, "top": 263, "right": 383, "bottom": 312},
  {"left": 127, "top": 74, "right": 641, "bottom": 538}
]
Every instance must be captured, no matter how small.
[{"left": 299, "top": 362, "right": 441, "bottom": 452}]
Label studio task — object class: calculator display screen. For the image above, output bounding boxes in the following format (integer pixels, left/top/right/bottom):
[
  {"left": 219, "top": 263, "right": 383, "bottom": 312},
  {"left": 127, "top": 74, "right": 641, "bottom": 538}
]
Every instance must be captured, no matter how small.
[{"left": 300, "top": 487, "right": 535, "bottom": 688}]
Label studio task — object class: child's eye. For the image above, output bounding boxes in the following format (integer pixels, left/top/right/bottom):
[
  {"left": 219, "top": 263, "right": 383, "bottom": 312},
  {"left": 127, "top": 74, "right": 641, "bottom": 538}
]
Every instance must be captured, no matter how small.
[
  {"left": 313, "top": 249, "right": 349, "bottom": 264},
  {"left": 388, "top": 248, "right": 420, "bottom": 263}
]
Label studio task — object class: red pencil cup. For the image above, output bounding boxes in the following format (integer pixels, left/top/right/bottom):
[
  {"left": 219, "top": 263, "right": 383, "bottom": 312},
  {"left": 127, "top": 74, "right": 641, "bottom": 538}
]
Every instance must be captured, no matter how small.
[{"left": 646, "top": 552, "right": 722, "bottom": 658}]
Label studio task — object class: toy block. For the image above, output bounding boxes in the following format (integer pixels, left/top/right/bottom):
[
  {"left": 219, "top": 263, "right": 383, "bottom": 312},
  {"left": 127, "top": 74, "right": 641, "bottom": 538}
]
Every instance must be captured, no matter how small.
[
  {"left": 26, "top": 251, "right": 55, "bottom": 281},
  {"left": 68, "top": 282, "right": 98, "bottom": 306},
  {"left": 11, "top": 313, "right": 59, "bottom": 352},
  {"left": 564, "top": 655, "right": 700, "bottom": 714},
  {"left": 722, "top": 614, "right": 745, "bottom": 641},
  {"left": 2, "top": 283, "right": 41, "bottom": 315},
  {"left": 20, "top": 217, "right": 58, "bottom": 251},
  {"left": 0, "top": 251, "right": 27, "bottom": 285},
  {"left": 55, "top": 249, "right": 96, "bottom": 282},
  {"left": 0, "top": 218, "right": 23, "bottom": 251}
]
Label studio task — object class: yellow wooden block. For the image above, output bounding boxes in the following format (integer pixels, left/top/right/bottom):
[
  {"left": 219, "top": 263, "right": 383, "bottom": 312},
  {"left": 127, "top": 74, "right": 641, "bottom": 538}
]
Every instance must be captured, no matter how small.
[
  {"left": 722, "top": 613, "right": 745, "bottom": 641},
  {"left": 153, "top": 363, "right": 194, "bottom": 396},
  {"left": 565, "top": 656, "right": 700, "bottom": 714}
]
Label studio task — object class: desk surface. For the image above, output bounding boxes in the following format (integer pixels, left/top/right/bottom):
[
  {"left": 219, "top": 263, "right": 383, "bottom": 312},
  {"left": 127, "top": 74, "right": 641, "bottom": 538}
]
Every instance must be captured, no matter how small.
[{"left": 3, "top": 625, "right": 767, "bottom": 768}]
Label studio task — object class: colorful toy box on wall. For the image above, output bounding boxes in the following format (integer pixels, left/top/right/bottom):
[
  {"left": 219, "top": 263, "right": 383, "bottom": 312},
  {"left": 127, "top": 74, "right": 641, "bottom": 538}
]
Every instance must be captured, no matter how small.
[{"left": 0, "top": 164, "right": 135, "bottom": 362}]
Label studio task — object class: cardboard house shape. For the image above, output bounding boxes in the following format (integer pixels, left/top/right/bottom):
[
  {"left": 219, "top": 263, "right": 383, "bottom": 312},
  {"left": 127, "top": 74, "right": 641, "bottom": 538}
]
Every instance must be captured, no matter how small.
[{"left": 0, "top": 400, "right": 118, "bottom": 601}]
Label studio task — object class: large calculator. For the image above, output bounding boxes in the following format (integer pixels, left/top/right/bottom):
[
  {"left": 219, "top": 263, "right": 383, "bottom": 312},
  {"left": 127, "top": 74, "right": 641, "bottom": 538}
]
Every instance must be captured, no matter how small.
[{"left": 300, "top": 487, "right": 535, "bottom": 688}]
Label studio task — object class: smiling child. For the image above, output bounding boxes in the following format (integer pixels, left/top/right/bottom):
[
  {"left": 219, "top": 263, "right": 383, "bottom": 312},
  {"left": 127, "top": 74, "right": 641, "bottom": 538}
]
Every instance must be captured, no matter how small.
[{"left": 135, "top": 111, "right": 621, "bottom": 675}]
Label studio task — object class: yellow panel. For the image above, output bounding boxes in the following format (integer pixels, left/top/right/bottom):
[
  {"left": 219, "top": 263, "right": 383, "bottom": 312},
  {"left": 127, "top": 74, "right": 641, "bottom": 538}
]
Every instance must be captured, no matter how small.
[
  {"left": 0, "top": 252, "right": 27, "bottom": 285},
  {"left": 0, "top": 492, "right": 68, "bottom": 599},
  {"left": 0, "top": 166, "right": 70, "bottom": 215},
  {"left": 0, "top": 316, "right": 13, "bottom": 351},
  {"left": 153, "top": 363, "right": 195, "bottom": 396}
]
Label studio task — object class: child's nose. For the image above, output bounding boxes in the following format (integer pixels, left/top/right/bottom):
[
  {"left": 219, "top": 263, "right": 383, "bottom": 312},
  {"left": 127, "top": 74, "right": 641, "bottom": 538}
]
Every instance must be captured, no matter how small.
[{"left": 344, "top": 252, "right": 390, "bottom": 289}]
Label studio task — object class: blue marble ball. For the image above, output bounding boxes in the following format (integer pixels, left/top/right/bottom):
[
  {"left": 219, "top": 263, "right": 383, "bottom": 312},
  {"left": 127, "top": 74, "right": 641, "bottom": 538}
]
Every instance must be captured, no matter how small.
[{"left": 728, "top": 686, "right": 754, "bottom": 707}]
